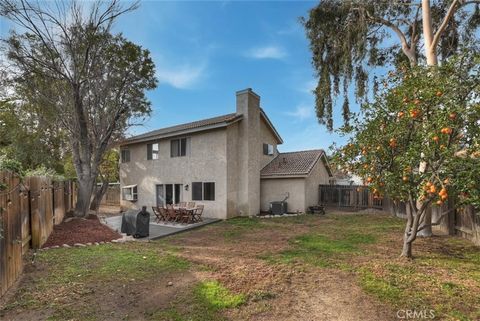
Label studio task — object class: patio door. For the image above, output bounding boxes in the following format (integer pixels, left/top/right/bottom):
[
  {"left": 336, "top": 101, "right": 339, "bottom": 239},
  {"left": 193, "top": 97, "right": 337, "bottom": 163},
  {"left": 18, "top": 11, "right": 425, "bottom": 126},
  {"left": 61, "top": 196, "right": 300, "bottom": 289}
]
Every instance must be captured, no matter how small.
[
  {"left": 156, "top": 185, "right": 165, "bottom": 207},
  {"left": 157, "top": 184, "right": 183, "bottom": 206},
  {"left": 174, "top": 184, "right": 182, "bottom": 204}
]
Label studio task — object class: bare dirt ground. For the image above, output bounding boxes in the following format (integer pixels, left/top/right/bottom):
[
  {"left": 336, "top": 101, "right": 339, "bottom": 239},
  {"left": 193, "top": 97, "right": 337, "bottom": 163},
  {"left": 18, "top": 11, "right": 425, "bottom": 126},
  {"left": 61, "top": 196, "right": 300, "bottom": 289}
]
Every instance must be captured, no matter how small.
[
  {"left": 2, "top": 213, "right": 478, "bottom": 320},
  {"left": 166, "top": 218, "right": 393, "bottom": 321}
]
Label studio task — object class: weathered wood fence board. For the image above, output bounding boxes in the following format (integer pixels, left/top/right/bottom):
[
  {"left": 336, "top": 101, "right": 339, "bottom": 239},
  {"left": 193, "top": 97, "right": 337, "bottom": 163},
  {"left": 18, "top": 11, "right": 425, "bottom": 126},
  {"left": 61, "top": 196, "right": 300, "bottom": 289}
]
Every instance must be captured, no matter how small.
[
  {"left": 0, "top": 171, "right": 75, "bottom": 297},
  {"left": 99, "top": 184, "right": 120, "bottom": 206}
]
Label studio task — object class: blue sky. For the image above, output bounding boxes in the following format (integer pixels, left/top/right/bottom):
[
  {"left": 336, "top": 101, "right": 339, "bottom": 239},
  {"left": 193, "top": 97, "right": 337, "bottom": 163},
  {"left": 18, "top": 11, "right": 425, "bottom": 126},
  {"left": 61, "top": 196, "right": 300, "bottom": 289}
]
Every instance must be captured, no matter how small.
[{"left": 1, "top": 0, "right": 351, "bottom": 153}]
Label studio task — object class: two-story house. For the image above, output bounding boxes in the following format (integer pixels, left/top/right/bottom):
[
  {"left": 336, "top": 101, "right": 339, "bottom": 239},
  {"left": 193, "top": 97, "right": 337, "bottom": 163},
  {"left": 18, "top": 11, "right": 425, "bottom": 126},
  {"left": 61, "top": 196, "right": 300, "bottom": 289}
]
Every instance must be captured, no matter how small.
[{"left": 119, "top": 88, "right": 332, "bottom": 219}]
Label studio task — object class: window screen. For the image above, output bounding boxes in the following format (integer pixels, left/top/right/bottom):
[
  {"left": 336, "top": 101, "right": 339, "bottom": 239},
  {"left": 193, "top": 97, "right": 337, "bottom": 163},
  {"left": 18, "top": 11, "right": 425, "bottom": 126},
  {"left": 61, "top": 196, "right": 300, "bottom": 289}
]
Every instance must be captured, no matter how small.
[
  {"left": 203, "top": 182, "right": 215, "bottom": 201},
  {"left": 192, "top": 182, "right": 203, "bottom": 201}
]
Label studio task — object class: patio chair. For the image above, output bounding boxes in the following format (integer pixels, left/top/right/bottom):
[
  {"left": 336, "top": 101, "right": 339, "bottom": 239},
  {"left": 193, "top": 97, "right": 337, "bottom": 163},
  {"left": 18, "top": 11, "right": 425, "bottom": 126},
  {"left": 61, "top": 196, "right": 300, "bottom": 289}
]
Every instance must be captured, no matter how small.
[
  {"left": 166, "top": 204, "right": 180, "bottom": 223},
  {"left": 152, "top": 206, "right": 166, "bottom": 223},
  {"left": 187, "top": 201, "right": 196, "bottom": 209},
  {"left": 176, "top": 207, "right": 192, "bottom": 224},
  {"left": 193, "top": 204, "right": 204, "bottom": 222},
  {"left": 159, "top": 206, "right": 168, "bottom": 221},
  {"left": 178, "top": 201, "right": 187, "bottom": 208}
]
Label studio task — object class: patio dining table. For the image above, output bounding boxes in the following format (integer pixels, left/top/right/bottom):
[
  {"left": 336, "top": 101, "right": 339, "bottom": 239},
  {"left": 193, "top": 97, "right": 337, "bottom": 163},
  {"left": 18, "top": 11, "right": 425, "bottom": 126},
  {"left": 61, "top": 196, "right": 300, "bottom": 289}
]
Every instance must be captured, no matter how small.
[{"left": 173, "top": 206, "right": 199, "bottom": 223}]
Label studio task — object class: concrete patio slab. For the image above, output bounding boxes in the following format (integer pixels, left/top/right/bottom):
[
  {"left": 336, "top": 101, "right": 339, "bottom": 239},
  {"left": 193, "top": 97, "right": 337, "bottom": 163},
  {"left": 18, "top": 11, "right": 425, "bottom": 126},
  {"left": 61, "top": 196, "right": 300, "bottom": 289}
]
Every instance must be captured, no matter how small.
[{"left": 103, "top": 215, "right": 221, "bottom": 240}]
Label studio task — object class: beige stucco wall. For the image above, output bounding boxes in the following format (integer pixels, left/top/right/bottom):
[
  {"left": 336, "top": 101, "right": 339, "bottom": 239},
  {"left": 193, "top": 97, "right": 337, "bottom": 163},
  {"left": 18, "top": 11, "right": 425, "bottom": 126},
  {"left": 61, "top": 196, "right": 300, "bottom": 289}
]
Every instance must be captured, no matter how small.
[
  {"left": 260, "top": 178, "right": 306, "bottom": 213},
  {"left": 305, "top": 156, "right": 331, "bottom": 208},
  {"left": 119, "top": 128, "right": 228, "bottom": 219}
]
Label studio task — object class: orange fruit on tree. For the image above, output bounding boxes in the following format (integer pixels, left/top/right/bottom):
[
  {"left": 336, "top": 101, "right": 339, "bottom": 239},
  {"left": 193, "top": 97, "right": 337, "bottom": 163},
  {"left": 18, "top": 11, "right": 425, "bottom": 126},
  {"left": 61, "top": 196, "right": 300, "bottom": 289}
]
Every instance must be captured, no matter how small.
[
  {"left": 409, "top": 109, "right": 420, "bottom": 118},
  {"left": 397, "top": 111, "right": 405, "bottom": 118},
  {"left": 402, "top": 176, "right": 408, "bottom": 182},
  {"left": 449, "top": 112, "right": 457, "bottom": 120},
  {"left": 413, "top": 99, "right": 421, "bottom": 105},
  {"left": 441, "top": 127, "right": 453, "bottom": 135},
  {"left": 435, "top": 91, "right": 443, "bottom": 97},
  {"left": 433, "top": 136, "right": 439, "bottom": 143},
  {"left": 389, "top": 138, "right": 397, "bottom": 148}
]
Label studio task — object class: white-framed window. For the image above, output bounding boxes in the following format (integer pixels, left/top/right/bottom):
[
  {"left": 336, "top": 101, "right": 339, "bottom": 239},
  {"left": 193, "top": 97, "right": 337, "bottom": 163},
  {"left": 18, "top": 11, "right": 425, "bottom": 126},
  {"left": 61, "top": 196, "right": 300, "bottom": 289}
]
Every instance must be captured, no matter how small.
[
  {"left": 122, "top": 185, "right": 138, "bottom": 201},
  {"left": 147, "top": 143, "right": 159, "bottom": 160},
  {"left": 171, "top": 138, "right": 190, "bottom": 157},
  {"left": 192, "top": 182, "right": 215, "bottom": 201},
  {"left": 263, "top": 143, "right": 274, "bottom": 156},
  {"left": 121, "top": 149, "right": 130, "bottom": 163}
]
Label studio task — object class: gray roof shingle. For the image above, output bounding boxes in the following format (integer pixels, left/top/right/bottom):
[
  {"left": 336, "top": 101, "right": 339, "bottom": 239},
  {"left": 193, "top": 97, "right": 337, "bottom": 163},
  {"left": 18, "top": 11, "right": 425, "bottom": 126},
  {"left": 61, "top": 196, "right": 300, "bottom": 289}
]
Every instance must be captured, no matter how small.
[
  {"left": 261, "top": 149, "right": 326, "bottom": 177},
  {"left": 122, "top": 113, "right": 242, "bottom": 144}
]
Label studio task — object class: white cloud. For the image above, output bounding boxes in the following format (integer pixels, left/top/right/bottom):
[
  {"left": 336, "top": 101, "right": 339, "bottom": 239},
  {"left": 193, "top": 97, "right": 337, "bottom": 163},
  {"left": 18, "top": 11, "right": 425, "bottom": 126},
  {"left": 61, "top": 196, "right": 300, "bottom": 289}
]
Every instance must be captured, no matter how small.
[
  {"left": 245, "top": 45, "right": 287, "bottom": 60},
  {"left": 156, "top": 62, "right": 206, "bottom": 89},
  {"left": 285, "top": 104, "right": 314, "bottom": 120}
]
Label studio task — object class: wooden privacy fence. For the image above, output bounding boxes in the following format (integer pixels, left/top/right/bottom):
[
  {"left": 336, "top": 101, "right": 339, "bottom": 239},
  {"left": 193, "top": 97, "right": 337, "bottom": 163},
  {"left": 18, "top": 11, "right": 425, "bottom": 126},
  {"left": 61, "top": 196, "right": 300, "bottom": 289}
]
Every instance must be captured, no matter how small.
[
  {"left": 0, "top": 171, "right": 76, "bottom": 297},
  {"left": 321, "top": 184, "right": 479, "bottom": 245},
  {"left": 385, "top": 199, "right": 480, "bottom": 246},
  {"left": 99, "top": 183, "right": 120, "bottom": 206}
]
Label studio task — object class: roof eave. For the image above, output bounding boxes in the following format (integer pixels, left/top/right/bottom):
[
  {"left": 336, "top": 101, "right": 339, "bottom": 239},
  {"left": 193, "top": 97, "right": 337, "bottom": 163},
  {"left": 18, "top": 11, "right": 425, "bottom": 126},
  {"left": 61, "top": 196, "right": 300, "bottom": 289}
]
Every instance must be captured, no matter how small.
[
  {"left": 120, "top": 116, "right": 242, "bottom": 146},
  {"left": 261, "top": 174, "right": 309, "bottom": 179},
  {"left": 260, "top": 109, "right": 283, "bottom": 144}
]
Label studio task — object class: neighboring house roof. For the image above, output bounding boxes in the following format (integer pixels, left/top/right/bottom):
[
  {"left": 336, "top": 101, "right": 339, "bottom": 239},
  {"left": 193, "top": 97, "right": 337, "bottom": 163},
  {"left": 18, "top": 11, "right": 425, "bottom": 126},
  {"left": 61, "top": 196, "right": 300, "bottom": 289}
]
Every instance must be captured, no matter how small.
[
  {"left": 121, "top": 113, "right": 243, "bottom": 145},
  {"left": 261, "top": 149, "right": 332, "bottom": 178}
]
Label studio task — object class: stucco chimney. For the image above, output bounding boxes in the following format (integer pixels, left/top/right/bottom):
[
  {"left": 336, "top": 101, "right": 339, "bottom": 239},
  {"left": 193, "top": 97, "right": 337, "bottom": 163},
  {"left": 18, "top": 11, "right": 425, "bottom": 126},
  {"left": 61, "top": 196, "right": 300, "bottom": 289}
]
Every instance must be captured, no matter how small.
[
  {"left": 235, "top": 88, "right": 261, "bottom": 217},
  {"left": 236, "top": 88, "right": 260, "bottom": 116}
]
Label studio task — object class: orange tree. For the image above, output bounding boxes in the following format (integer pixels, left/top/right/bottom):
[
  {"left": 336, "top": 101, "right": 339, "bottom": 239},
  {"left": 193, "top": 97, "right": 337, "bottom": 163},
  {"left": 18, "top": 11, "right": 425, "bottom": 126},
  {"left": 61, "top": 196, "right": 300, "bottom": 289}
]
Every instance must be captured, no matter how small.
[{"left": 336, "top": 53, "right": 480, "bottom": 258}]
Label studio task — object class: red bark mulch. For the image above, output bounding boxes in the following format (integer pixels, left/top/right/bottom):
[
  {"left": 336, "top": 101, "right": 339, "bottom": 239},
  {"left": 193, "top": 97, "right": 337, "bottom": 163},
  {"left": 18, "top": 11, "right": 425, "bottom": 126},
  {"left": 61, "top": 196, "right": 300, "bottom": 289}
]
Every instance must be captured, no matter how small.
[{"left": 42, "top": 215, "right": 121, "bottom": 248}]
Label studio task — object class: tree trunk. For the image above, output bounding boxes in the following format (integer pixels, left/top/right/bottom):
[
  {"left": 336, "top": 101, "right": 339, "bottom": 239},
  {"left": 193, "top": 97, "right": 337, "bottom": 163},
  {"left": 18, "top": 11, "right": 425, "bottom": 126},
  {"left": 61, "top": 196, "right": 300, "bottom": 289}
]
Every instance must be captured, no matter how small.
[
  {"left": 401, "top": 202, "right": 415, "bottom": 258},
  {"left": 90, "top": 180, "right": 109, "bottom": 211},
  {"left": 401, "top": 239, "right": 413, "bottom": 258},
  {"left": 417, "top": 207, "right": 432, "bottom": 237},
  {"left": 74, "top": 175, "right": 96, "bottom": 217},
  {"left": 422, "top": 0, "right": 438, "bottom": 66}
]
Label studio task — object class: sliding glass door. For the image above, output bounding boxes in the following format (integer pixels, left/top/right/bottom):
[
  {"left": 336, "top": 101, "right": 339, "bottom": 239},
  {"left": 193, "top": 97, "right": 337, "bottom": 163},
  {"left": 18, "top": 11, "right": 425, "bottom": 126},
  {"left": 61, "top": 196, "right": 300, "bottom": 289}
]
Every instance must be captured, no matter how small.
[{"left": 156, "top": 184, "right": 182, "bottom": 206}]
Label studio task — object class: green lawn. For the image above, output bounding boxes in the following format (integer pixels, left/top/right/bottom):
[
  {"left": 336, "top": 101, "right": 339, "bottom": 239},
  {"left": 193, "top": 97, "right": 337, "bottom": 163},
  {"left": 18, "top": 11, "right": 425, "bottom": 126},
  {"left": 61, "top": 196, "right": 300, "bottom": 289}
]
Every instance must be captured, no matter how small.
[{"left": 1, "top": 213, "right": 479, "bottom": 321}]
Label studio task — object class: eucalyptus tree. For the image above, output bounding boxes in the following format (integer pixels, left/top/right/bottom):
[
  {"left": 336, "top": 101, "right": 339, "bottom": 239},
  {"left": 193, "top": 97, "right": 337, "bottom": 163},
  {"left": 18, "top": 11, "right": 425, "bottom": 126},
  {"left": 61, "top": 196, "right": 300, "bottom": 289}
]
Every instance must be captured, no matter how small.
[
  {"left": 303, "top": 0, "right": 480, "bottom": 130},
  {"left": 0, "top": 0, "right": 157, "bottom": 217}
]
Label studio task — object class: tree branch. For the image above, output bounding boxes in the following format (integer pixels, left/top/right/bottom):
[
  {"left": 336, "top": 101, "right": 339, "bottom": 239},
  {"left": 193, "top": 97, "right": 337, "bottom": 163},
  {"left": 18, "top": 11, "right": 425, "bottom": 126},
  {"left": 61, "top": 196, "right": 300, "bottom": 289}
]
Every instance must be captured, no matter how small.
[
  {"left": 417, "top": 208, "right": 455, "bottom": 232},
  {"left": 431, "top": 0, "right": 461, "bottom": 50},
  {"left": 364, "top": 9, "right": 416, "bottom": 65}
]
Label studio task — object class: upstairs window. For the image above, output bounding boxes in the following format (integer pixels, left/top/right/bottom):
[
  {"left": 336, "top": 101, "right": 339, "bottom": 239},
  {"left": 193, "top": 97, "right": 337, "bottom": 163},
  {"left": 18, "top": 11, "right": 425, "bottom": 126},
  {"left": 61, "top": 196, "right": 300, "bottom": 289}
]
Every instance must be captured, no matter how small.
[
  {"left": 263, "top": 143, "right": 274, "bottom": 156},
  {"left": 121, "top": 149, "right": 130, "bottom": 163},
  {"left": 171, "top": 138, "right": 189, "bottom": 157},
  {"left": 147, "top": 143, "right": 159, "bottom": 160}
]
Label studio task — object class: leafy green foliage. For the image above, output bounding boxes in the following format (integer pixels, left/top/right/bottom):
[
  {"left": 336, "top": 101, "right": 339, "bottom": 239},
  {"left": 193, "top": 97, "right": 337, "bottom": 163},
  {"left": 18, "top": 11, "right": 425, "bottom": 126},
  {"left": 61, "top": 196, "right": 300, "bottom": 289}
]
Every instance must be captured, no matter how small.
[
  {"left": 303, "top": 0, "right": 480, "bottom": 130},
  {"left": 0, "top": 155, "right": 24, "bottom": 177},
  {"left": 0, "top": 101, "right": 68, "bottom": 174},
  {"left": 335, "top": 53, "right": 480, "bottom": 208}
]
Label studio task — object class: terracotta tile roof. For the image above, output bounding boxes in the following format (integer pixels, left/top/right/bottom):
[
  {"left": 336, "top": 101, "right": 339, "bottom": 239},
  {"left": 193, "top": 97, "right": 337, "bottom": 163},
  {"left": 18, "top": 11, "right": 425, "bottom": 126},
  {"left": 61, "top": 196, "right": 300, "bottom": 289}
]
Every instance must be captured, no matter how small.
[
  {"left": 261, "top": 149, "right": 326, "bottom": 177},
  {"left": 122, "top": 113, "right": 242, "bottom": 144}
]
